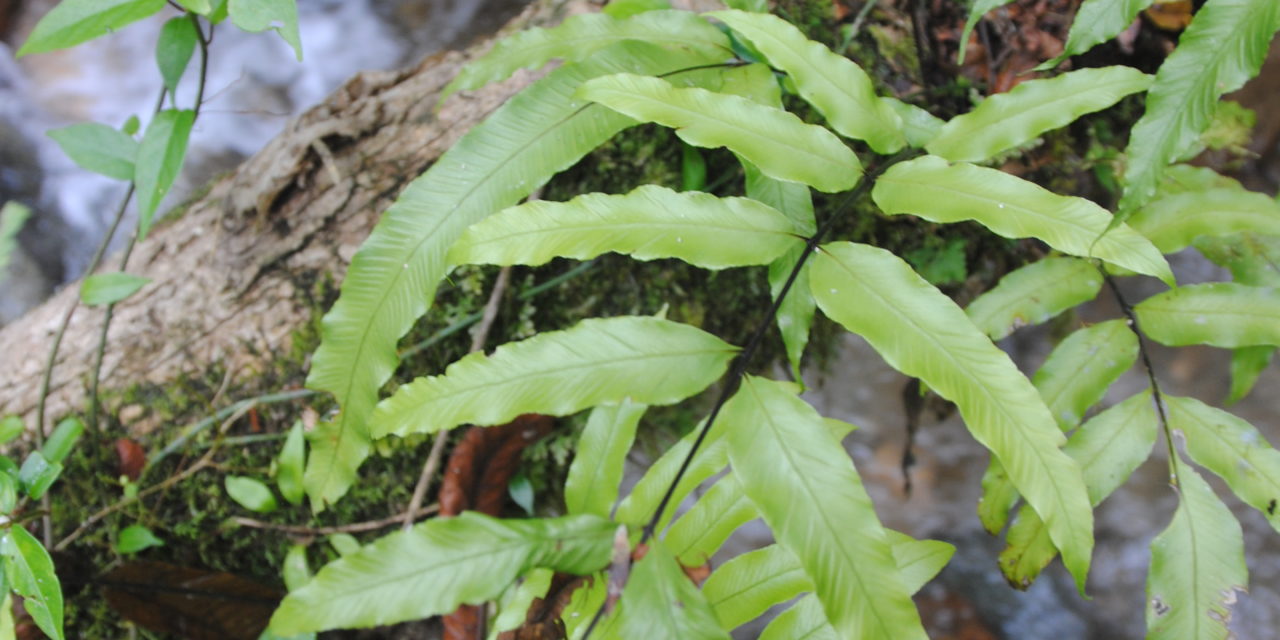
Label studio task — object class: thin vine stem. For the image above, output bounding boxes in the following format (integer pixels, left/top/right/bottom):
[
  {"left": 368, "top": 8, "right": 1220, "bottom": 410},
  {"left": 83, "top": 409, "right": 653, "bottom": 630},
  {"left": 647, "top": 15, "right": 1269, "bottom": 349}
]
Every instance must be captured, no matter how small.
[
  {"left": 87, "top": 14, "right": 213, "bottom": 433},
  {"left": 1100, "top": 268, "right": 1180, "bottom": 483}
]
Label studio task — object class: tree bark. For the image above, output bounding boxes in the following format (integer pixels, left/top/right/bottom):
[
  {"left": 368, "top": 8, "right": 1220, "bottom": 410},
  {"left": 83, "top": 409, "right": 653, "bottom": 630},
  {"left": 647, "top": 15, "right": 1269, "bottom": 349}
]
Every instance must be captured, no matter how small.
[{"left": 0, "top": 0, "right": 593, "bottom": 434}]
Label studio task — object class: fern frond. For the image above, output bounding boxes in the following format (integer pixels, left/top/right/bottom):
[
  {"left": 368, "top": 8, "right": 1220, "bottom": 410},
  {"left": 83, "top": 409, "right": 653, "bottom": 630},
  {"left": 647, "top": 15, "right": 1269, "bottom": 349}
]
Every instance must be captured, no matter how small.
[
  {"left": 873, "top": 155, "right": 1174, "bottom": 284},
  {"left": 1039, "top": 0, "right": 1159, "bottom": 69},
  {"left": 1145, "top": 463, "right": 1246, "bottom": 640},
  {"left": 708, "top": 9, "right": 906, "bottom": 153},
  {"left": 1128, "top": 187, "right": 1280, "bottom": 254},
  {"left": 564, "top": 400, "right": 647, "bottom": 518},
  {"left": 722, "top": 376, "right": 927, "bottom": 639},
  {"left": 811, "top": 242, "right": 1094, "bottom": 592},
  {"left": 965, "top": 257, "right": 1102, "bottom": 341},
  {"left": 578, "top": 73, "right": 862, "bottom": 192},
  {"left": 301, "top": 40, "right": 731, "bottom": 510},
  {"left": 441, "top": 10, "right": 732, "bottom": 100},
  {"left": 449, "top": 185, "right": 805, "bottom": 269},
  {"left": 1000, "top": 390, "right": 1157, "bottom": 588},
  {"left": 958, "top": 0, "right": 1016, "bottom": 64},
  {"left": 614, "top": 542, "right": 729, "bottom": 639},
  {"left": 1120, "top": 0, "right": 1280, "bottom": 213},
  {"left": 926, "top": 66, "right": 1151, "bottom": 163},
  {"left": 268, "top": 513, "right": 614, "bottom": 634},
  {"left": 1167, "top": 395, "right": 1280, "bottom": 534},
  {"left": 1135, "top": 282, "right": 1280, "bottom": 348},
  {"left": 370, "top": 316, "right": 736, "bottom": 438}
]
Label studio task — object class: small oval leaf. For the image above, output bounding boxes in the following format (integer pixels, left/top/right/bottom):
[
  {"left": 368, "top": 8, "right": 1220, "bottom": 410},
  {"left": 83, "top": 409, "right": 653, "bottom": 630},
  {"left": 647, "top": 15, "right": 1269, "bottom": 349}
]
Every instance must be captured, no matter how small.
[
  {"left": 275, "top": 420, "right": 306, "bottom": 506},
  {"left": 116, "top": 524, "right": 164, "bottom": 554},
  {"left": 42, "top": 416, "right": 85, "bottom": 464},
  {"left": 135, "top": 109, "right": 195, "bottom": 241},
  {"left": 156, "top": 17, "right": 198, "bottom": 96},
  {"left": 225, "top": 476, "right": 278, "bottom": 513},
  {"left": 46, "top": 122, "right": 138, "bottom": 180},
  {"left": 80, "top": 272, "right": 151, "bottom": 306}
]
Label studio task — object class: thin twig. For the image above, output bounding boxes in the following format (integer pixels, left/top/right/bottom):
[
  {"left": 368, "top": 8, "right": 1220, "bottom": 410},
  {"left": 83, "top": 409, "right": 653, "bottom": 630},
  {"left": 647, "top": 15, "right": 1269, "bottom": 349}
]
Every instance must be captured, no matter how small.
[
  {"left": 239, "top": 503, "right": 441, "bottom": 537},
  {"left": 1101, "top": 269, "right": 1180, "bottom": 483},
  {"left": 402, "top": 266, "right": 513, "bottom": 531}
]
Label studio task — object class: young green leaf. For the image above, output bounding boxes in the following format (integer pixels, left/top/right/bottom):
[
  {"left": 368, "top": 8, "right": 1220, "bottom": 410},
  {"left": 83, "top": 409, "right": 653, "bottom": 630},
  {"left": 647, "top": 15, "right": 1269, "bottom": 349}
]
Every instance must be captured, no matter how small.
[
  {"left": 708, "top": 9, "right": 905, "bottom": 153},
  {"left": 116, "top": 524, "right": 164, "bottom": 553},
  {"left": 282, "top": 544, "right": 312, "bottom": 593},
  {"left": 80, "top": 272, "right": 151, "bottom": 306},
  {"left": 1226, "top": 345, "right": 1273, "bottom": 405},
  {"left": 1166, "top": 394, "right": 1280, "bottom": 534},
  {"left": 16, "top": 0, "right": 166, "bottom": 57},
  {"left": 276, "top": 420, "right": 306, "bottom": 506},
  {"left": 371, "top": 316, "right": 736, "bottom": 438},
  {"left": 880, "top": 97, "right": 944, "bottom": 148},
  {"left": 303, "top": 41, "right": 731, "bottom": 510},
  {"left": 156, "top": 17, "right": 198, "bottom": 97},
  {"left": 615, "top": 542, "right": 729, "bottom": 639},
  {"left": 225, "top": 476, "right": 279, "bottom": 513},
  {"left": 328, "top": 534, "right": 360, "bottom": 557},
  {"left": 758, "top": 595, "right": 834, "bottom": 640},
  {"left": 41, "top": 417, "right": 84, "bottom": 465},
  {"left": 442, "top": 10, "right": 732, "bottom": 100},
  {"left": 18, "top": 452, "right": 62, "bottom": 500},
  {"left": 958, "top": 0, "right": 1015, "bottom": 64},
  {"left": 1, "top": 526, "right": 64, "bottom": 640},
  {"left": 811, "top": 241, "right": 1094, "bottom": 591},
  {"left": 578, "top": 73, "right": 862, "bottom": 192},
  {"left": 1034, "top": 319, "right": 1138, "bottom": 430},
  {"left": 722, "top": 376, "right": 927, "bottom": 639},
  {"left": 965, "top": 257, "right": 1103, "bottom": 341},
  {"left": 134, "top": 108, "right": 195, "bottom": 241},
  {"left": 564, "top": 401, "right": 646, "bottom": 518},
  {"left": 448, "top": 185, "right": 805, "bottom": 270},
  {"left": 46, "top": 122, "right": 138, "bottom": 180},
  {"left": 1145, "top": 463, "right": 1246, "bottom": 640},
  {"left": 0, "top": 202, "right": 31, "bottom": 278},
  {"left": 1000, "top": 390, "right": 1157, "bottom": 588},
  {"left": 1135, "top": 282, "right": 1280, "bottom": 348},
  {"left": 1040, "top": 0, "right": 1158, "bottom": 69},
  {"left": 664, "top": 474, "right": 755, "bottom": 565},
  {"left": 1120, "top": 0, "right": 1280, "bottom": 213},
  {"left": 873, "top": 155, "right": 1173, "bottom": 284},
  {"left": 926, "top": 66, "right": 1151, "bottom": 163},
  {"left": 228, "top": 0, "right": 302, "bottom": 60},
  {"left": 268, "top": 513, "right": 615, "bottom": 635},
  {"left": 1127, "top": 187, "right": 1280, "bottom": 254},
  {"left": 1195, "top": 232, "right": 1280, "bottom": 288},
  {"left": 0, "top": 416, "right": 22, "bottom": 445}
]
